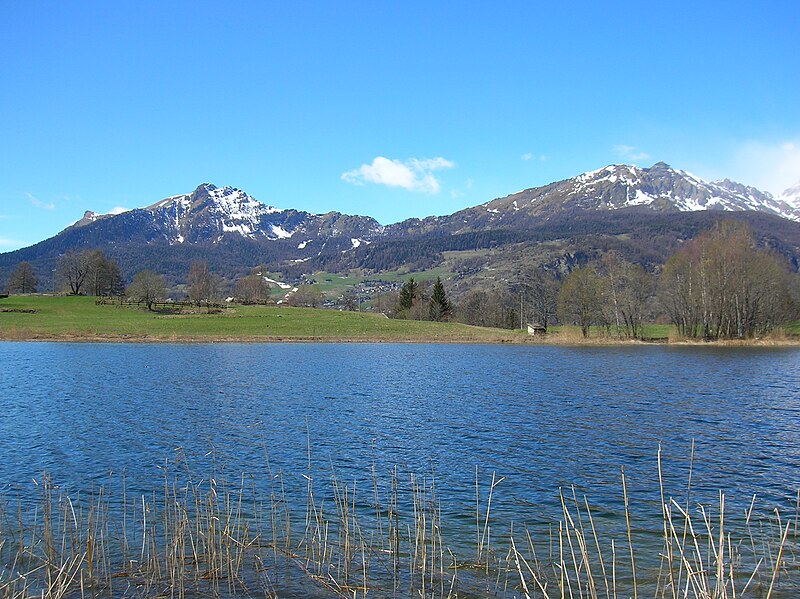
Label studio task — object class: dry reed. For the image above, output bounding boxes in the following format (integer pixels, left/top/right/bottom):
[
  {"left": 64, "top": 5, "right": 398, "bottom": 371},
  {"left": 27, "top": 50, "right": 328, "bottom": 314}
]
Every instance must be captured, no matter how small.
[{"left": 0, "top": 449, "right": 797, "bottom": 598}]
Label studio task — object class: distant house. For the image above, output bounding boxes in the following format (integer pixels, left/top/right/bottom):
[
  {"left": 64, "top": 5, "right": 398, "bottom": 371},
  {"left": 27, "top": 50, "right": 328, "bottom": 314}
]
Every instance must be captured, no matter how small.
[{"left": 527, "top": 323, "right": 547, "bottom": 336}]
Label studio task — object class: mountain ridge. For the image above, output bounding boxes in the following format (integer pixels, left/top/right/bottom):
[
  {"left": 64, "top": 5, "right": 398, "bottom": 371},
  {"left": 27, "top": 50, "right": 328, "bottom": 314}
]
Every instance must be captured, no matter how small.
[
  {"left": 62, "top": 163, "right": 800, "bottom": 240},
  {"left": 3, "top": 163, "right": 799, "bottom": 289}
]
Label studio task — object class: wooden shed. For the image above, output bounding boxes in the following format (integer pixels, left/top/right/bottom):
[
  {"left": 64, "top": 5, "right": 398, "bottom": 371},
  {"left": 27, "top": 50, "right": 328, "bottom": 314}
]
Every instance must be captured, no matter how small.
[{"left": 527, "top": 323, "right": 547, "bottom": 336}]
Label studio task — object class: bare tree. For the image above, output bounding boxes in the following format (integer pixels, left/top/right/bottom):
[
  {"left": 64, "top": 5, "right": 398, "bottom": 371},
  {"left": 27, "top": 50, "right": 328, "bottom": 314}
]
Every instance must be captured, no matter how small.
[
  {"left": 234, "top": 272, "right": 271, "bottom": 304},
  {"left": 85, "top": 250, "right": 125, "bottom": 297},
  {"left": 7, "top": 262, "right": 38, "bottom": 294},
  {"left": 658, "top": 223, "right": 796, "bottom": 339},
  {"left": 57, "top": 250, "right": 92, "bottom": 295},
  {"left": 188, "top": 261, "right": 220, "bottom": 310},
  {"left": 525, "top": 268, "right": 560, "bottom": 331},
  {"left": 340, "top": 288, "right": 359, "bottom": 311},
  {"left": 558, "top": 266, "right": 604, "bottom": 337},
  {"left": 287, "top": 284, "right": 324, "bottom": 307},
  {"left": 598, "top": 252, "right": 654, "bottom": 339},
  {"left": 455, "top": 287, "right": 519, "bottom": 329},
  {"left": 127, "top": 270, "right": 166, "bottom": 311}
]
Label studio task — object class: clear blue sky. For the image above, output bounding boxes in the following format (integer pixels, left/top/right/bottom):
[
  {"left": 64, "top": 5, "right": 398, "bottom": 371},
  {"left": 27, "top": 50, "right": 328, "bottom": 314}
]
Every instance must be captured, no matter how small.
[{"left": 2, "top": 1, "right": 798, "bottom": 251}]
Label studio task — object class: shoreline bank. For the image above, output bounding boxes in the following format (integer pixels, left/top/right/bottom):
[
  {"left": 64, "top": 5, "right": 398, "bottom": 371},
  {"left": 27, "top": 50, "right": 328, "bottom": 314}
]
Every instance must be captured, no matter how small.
[{"left": 2, "top": 330, "right": 799, "bottom": 346}]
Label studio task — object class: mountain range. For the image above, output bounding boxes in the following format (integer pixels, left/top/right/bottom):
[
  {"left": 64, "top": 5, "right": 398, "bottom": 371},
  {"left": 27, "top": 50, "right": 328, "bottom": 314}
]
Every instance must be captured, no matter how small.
[{"left": 2, "top": 162, "right": 800, "bottom": 290}]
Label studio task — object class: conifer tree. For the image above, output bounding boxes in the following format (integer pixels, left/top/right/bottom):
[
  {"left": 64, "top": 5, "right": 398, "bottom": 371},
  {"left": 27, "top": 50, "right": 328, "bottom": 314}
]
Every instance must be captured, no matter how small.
[
  {"left": 428, "top": 276, "right": 452, "bottom": 321},
  {"left": 398, "top": 277, "right": 418, "bottom": 311}
]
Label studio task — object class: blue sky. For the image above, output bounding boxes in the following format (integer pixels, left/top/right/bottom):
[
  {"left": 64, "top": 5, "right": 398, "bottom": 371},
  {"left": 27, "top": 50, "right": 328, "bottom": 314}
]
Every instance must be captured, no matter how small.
[{"left": 1, "top": 1, "right": 799, "bottom": 251}]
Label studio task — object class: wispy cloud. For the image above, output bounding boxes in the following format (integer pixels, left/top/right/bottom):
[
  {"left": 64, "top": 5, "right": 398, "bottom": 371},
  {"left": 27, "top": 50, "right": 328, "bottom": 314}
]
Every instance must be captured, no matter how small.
[
  {"left": 521, "top": 152, "right": 548, "bottom": 162},
  {"left": 26, "top": 192, "right": 55, "bottom": 211},
  {"left": 108, "top": 206, "right": 130, "bottom": 215},
  {"left": 729, "top": 140, "right": 800, "bottom": 195},
  {"left": 342, "top": 156, "right": 456, "bottom": 193},
  {"left": 613, "top": 144, "right": 651, "bottom": 162},
  {"left": 0, "top": 237, "right": 24, "bottom": 248}
]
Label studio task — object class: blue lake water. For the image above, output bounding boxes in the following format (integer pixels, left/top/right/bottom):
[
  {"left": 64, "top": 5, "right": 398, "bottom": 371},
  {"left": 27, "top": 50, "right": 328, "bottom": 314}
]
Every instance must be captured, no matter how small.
[{"left": 1, "top": 342, "right": 799, "bottom": 595}]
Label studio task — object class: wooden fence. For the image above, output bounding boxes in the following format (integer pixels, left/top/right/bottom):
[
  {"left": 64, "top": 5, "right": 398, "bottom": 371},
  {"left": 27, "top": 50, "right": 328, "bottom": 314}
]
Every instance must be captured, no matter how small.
[{"left": 95, "top": 297, "right": 224, "bottom": 310}]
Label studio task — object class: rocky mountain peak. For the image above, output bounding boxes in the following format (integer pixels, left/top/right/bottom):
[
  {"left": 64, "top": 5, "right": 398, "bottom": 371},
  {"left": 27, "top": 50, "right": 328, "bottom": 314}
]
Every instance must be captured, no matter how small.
[
  {"left": 473, "top": 162, "right": 800, "bottom": 227},
  {"left": 68, "top": 210, "right": 106, "bottom": 229}
]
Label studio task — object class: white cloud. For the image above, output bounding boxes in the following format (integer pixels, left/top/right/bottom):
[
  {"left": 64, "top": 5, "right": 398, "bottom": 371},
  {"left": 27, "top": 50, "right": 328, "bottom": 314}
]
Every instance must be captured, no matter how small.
[
  {"left": 108, "top": 206, "right": 130, "bottom": 215},
  {"left": 613, "top": 144, "right": 651, "bottom": 162},
  {"left": 521, "top": 152, "right": 533, "bottom": 161},
  {"left": 342, "top": 156, "right": 456, "bottom": 193},
  {"left": 729, "top": 140, "right": 800, "bottom": 196},
  {"left": 0, "top": 237, "right": 24, "bottom": 248},
  {"left": 26, "top": 192, "right": 55, "bottom": 211}
]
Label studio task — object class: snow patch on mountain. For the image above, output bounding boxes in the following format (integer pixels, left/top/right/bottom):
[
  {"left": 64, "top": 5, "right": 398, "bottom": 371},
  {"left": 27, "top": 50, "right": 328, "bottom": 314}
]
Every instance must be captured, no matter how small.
[
  {"left": 777, "top": 180, "right": 800, "bottom": 210},
  {"left": 270, "top": 225, "right": 294, "bottom": 239},
  {"left": 562, "top": 163, "right": 800, "bottom": 220}
]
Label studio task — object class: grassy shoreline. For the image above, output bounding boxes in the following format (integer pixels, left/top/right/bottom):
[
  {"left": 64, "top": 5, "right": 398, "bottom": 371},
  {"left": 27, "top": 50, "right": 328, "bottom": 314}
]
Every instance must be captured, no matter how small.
[{"left": 2, "top": 294, "right": 799, "bottom": 345}]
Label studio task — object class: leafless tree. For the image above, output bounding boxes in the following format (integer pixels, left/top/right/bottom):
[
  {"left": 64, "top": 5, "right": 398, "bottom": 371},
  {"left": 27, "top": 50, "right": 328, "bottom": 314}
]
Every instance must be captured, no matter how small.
[
  {"left": 7, "top": 262, "right": 38, "bottom": 294},
  {"left": 558, "top": 266, "right": 604, "bottom": 337},
  {"left": 658, "top": 223, "right": 797, "bottom": 338},
  {"left": 234, "top": 272, "right": 271, "bottom": 304},
  {"left": 127, "top": 270, "right": 166, "bottom": 311},
  {"left": 57, "top": 250, "right": 92, "bottom": 295},
  {"left": 188, "top": 261, "right": 220, "bottom": 309},
  {"left": 287, "top": 284, "right": 324, "bottom": 307}
]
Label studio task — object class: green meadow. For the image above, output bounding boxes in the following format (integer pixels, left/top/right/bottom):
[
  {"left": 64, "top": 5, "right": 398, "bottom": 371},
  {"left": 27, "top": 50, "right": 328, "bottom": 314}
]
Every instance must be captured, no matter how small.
[
  {"left": 0, "top": 295, "right": 523, "bottom": 343},
  {"left": 2, "top": 295, "right": 797, "bottom": 344}
]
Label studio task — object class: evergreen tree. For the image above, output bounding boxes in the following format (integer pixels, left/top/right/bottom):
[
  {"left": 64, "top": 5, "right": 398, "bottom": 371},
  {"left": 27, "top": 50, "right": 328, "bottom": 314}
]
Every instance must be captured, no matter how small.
[
  {"left": 398, "top": 277, "right": 418, "bottom": 312},
  {"left": 428, "top": 277, "right": 452, "bottom": 321}
]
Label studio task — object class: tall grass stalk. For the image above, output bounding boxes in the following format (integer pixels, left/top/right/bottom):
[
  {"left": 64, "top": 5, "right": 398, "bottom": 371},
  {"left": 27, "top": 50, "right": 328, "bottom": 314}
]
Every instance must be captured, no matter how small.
[{"left": 0, "top": 451, "right": 797, "bottom": 598}]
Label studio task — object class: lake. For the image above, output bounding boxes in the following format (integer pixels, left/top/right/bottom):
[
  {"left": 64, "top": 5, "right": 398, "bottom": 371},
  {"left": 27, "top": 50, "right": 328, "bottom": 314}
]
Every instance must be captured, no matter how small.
[{"left": 1, "top": 342, "right": 799, "bottom": 597}]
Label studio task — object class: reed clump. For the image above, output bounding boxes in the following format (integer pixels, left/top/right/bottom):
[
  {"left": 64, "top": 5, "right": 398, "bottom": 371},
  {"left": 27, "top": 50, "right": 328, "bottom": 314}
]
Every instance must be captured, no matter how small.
[{"left": 0, "top": 449, "right": 797, "bottom": 598}]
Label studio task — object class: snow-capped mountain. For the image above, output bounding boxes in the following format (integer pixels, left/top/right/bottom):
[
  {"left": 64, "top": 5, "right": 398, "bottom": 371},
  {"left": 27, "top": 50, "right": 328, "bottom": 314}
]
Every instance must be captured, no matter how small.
[
  {"left": 479, "top": 162, "right": 800, "bottom": 222},
  {"left": 69, "top": 183, "right": 383, "bottom": 250},
  {"left": 776, "top": 180, "right": 800, "bottom": 213},
  {"left": 4, "top": 165, "right": 799, "bottom": 285},
  {"left": 145, "top": 184, "right": 291, "bottom": 244},
  {"left": 382, "top": 162, "right": 800, "bottom": 239}
]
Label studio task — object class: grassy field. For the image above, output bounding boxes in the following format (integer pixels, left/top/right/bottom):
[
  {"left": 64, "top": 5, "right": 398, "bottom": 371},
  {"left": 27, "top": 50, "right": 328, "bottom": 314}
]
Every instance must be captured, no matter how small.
[
  {"left": 2, "top": 295, "right": 797, "bottom": 344},
  {"left": 0, "top": 294, "right": 524, "bottom": 342},
  {"left": 309, "top": 266, "right": 454, "bottom": 295}
]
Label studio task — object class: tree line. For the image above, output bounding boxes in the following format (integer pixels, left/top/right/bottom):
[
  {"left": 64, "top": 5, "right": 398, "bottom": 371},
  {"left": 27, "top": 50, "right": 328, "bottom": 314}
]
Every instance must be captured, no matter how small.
[
  {"left": 3, "top": 223, "right": 799, "bottom": 338},
  {"left": 422, "top": 224, "right": 799, "bottom": 340}
]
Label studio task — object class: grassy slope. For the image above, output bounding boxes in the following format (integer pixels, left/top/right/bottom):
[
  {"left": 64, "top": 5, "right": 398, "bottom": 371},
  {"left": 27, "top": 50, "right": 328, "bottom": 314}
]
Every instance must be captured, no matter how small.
[
  {"left": 310, "top": 267, "right": 454, "bottom": 294},
  {"left": 0, "top": 295, "right": 523, "bottom": 342}
]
